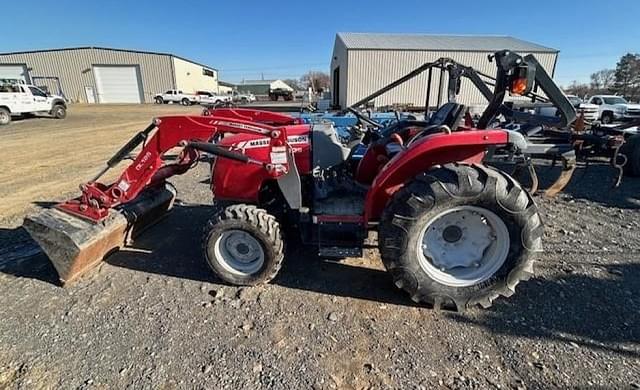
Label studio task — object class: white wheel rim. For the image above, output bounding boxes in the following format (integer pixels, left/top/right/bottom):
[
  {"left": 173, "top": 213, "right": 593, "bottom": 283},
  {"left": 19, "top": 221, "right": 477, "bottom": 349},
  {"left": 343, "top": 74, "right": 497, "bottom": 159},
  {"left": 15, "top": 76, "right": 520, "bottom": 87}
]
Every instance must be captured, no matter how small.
[
  {"left": 417, "top": 206, "right": 510, "bottom": 287},
  {"left": 214, "top": 229, "right": 265, "bottom": 276}
]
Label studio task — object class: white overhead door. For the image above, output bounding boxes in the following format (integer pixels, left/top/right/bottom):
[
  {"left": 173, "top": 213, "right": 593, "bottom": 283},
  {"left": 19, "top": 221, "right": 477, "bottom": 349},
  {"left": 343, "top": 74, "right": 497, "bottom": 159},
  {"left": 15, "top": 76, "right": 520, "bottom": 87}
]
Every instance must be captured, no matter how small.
[
  {"left": 0, "top": 65, "right": 29, "bottom": 83},
  {"left": 93, "top": 65, "right": 142, "bottom": 103}
]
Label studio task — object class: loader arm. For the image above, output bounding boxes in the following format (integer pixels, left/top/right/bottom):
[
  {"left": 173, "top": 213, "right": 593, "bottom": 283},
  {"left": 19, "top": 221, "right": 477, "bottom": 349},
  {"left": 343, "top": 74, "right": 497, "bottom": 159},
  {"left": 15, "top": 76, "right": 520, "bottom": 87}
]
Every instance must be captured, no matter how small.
[
  {"left": 58, "top": 115, "right": 288, "bottom": 222},
  {"left": 206, "top": 107, "right": 304, "bottom": 126},
  {"left": 24, "top": 113, "right": 292, "bottom": 285}
]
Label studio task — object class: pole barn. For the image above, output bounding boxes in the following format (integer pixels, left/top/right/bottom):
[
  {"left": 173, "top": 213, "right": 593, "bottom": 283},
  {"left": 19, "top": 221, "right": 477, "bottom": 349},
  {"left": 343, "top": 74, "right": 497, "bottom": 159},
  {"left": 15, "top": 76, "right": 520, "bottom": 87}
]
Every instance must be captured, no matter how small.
[{"left": 330, "top": 33, "right": 558, "bottom": 110}]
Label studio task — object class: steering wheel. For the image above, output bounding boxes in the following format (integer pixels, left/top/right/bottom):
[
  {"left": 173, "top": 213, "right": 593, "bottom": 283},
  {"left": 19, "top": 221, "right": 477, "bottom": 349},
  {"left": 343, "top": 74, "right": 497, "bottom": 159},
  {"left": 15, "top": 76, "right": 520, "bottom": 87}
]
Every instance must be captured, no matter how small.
[{"left": 346, "top": 107, "right": 383, "bottom": 129}]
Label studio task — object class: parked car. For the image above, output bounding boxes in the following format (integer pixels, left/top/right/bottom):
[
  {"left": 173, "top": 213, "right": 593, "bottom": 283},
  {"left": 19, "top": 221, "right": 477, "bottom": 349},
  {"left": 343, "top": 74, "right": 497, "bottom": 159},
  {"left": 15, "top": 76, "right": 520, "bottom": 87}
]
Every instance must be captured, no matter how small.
[
  {"left": 194, "top": 90, "right": 232, "bottom": 106},
  {"left": 293, "top": 90, "right": 307, "bottom": 100},
  {"left": 587, "top": 95, "right": 640, "bottom": 124},
  {"left": 231, "top": 91, "right": 256, "bottom": 104},
  {"left": 0, "top": 82, "right": 67, "bottom": 125},
  {"left": 154, "top": 90, "right": 199, "bottom": 106}
]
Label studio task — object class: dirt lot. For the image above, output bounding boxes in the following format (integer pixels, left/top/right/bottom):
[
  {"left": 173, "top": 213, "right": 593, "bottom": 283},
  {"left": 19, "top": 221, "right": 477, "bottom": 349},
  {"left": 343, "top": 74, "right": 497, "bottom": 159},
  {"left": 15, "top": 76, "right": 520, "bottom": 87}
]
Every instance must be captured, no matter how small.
[
  {"left": 1, "top": 105, "right": 639, "bottom": 389},
  {"left": 0, "top": 104, "right": 202, "bottom": 227}
]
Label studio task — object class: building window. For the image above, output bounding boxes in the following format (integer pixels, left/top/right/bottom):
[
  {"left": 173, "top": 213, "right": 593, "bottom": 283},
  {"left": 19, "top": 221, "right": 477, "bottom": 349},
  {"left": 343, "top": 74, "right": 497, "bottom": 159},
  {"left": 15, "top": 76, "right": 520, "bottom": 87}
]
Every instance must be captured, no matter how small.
[{"left": 203, "top": 68, "right": 215, "bottom": 77}]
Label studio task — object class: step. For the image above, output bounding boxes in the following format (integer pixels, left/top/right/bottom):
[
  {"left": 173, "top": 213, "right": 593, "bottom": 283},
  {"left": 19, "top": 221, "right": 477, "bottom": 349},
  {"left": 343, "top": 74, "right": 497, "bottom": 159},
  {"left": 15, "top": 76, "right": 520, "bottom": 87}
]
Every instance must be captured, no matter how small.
[{"left": 318, "top": 245, "right": 363, "bottom": 258}]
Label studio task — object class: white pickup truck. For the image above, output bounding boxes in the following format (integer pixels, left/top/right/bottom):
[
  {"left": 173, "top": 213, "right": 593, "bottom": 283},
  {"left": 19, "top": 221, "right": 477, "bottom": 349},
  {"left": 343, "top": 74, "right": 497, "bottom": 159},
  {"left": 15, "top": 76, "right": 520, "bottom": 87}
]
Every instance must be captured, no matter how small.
[
  {"left": 587, "top": 95, "right": 640, "bottom": 124},
  {"left": 194, "top": 90, "right": 232, "bottom": 106},
  {"left": 535, "top": 94, "right": 598, "bottom": 122},
  {"left": 231, "top": 91, "right": 256, "bottom": 104},
  {"left": 0, "top": 82, "right": 67, "bottom": 125},
  {"left": 153, "top": 90, "right": 199, "bottom": 106}
]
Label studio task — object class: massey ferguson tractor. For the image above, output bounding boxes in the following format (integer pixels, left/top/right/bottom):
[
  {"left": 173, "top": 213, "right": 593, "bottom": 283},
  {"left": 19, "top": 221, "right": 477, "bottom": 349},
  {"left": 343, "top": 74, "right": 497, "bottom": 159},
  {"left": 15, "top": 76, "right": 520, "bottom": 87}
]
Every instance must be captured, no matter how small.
[{"left": 24, "top": 51, "right": 575, "bottom": 311}]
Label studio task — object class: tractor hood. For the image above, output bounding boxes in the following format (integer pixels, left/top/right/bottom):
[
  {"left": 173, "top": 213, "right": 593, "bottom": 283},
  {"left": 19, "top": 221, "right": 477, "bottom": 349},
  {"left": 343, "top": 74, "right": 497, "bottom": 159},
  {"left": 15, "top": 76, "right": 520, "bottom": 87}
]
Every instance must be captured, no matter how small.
[{"left": 218, "top": 124, "right": 311, "bottom": 149}]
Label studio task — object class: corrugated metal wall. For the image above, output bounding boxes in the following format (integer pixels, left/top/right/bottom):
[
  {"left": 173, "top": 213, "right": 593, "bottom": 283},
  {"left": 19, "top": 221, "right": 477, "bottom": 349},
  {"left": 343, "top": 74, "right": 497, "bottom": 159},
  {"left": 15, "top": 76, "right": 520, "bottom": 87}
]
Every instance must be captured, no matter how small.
[
  {"left": 343, "top": 50, "right": 557, "bottom": 110},
  {"left": 0, "top": 48, "right": 175, "bottom": 103}
]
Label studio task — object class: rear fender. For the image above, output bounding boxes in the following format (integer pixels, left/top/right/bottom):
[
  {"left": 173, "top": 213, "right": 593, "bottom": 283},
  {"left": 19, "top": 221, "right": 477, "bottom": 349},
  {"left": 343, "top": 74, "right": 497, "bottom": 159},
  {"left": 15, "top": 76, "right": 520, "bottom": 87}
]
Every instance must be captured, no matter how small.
[{"left": 363, "top": 130, "right": 510, "bottom": 222}]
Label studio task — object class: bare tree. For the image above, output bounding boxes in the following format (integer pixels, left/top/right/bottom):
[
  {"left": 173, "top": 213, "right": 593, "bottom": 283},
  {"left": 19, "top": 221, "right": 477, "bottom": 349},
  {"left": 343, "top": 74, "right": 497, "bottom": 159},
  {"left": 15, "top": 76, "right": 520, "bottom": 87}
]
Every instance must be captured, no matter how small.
[
  {"left": 590, "top": 69, "right": 615, "bottom": 93},
  {"left": 282, "top": 79, "right": 302, "bottom": 91},
  {"left": 564, "top": 81, "right": 591, "bottom": 99},
  {"left": 300, "top": 71, "right": 330, "bottom": 93}
]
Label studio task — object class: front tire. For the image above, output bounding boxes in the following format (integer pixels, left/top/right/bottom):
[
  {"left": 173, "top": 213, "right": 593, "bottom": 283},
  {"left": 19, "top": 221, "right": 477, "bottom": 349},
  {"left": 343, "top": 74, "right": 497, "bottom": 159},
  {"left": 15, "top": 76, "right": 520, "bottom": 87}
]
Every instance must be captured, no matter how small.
[
  {"left": 155, "top": 97, "right": 164, "bottom": 104},
  {"left": 181, "top": 98, "right": 191, "bottom": 106},
  {"left": 203, "top": 204, "right": 284, "bottom": 286},
  {"left": 601, "top": 112, "right": 614, "bottom": 125},
  {"left": 379, "top": 163, "right": 543, "bottom": 311}
]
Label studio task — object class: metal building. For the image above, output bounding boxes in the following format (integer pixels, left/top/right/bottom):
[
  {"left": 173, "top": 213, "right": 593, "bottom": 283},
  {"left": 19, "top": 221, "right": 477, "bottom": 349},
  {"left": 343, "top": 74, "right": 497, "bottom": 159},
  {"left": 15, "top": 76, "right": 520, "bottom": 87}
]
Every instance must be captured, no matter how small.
[
  {"left": 0, "top": 47, "right": 219, "bottom": 103},
  {"left": 331, "top": 33, "right": 559, "bottom": 109}
]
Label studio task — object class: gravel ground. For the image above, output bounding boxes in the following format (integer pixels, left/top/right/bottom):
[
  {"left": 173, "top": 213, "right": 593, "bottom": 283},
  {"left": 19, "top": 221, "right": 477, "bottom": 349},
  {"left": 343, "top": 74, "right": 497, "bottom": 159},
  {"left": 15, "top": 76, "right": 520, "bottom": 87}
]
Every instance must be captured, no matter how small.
[{"left": 1, "top": 111, "right": 640, "bottom": 389}]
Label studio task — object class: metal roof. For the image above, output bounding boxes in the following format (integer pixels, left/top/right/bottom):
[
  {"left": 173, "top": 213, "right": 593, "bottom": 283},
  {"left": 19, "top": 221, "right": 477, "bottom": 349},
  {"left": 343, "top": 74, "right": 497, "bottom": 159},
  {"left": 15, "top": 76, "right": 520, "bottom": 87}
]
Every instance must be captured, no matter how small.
[
  {"left": 337, "top": 33, "right": 558, "bottom": 53},
  {"left": 0, "top": 46, "right": 218, "bottom": 71},
  {"left": 241, "top": 80, "right": 278, "bottom": 85}
]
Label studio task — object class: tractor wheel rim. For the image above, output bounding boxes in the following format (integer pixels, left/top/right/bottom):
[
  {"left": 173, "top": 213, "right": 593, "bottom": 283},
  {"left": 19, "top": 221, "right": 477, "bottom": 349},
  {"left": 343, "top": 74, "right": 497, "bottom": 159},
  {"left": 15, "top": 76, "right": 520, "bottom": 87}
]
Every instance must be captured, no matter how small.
[
  {"left": 214, "top": 229, "right": 265, "bottom": 276},
  {"left": 417, "top": 206, "right": 510, "bottom": 287}
]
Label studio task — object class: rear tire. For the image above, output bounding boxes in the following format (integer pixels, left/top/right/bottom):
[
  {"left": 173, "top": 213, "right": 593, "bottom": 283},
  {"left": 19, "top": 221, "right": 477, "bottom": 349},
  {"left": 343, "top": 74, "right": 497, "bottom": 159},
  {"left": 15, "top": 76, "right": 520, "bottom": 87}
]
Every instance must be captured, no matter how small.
[
  {"left": 379, "top": 163, "right": 543, "bottom": 311},
  {"left": 0, "top": 107, "right": 11, "bottom": 125},
  {"left": 181, "top": 98, "right": 191, "bottom": 106},
  {"left": 203, "top": 204, "right": 284, "bottom": 286},
  {"left": 51, "top": 105, "right": 66, "bottom": 119},
  {"left": 621, "top": 134, "right": 640, "bottom": 177}
]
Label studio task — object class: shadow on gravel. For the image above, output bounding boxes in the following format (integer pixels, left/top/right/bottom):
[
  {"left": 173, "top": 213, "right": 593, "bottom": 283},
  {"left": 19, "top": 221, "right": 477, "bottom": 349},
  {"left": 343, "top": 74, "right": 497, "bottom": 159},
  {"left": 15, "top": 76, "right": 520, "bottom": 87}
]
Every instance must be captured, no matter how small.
[
  {"left": 0, "top": 226, "right": 59, "bottom": 284},
  {"left": 450, "top": 262, "right": 640, "bottom": 358},
  {"left": 105, "top": 202, "right": 416, "bottom": 307},
  {"left": 519, "top": 162, "right": 640, "bottom": 209},
  {"left": 275, "top": 246, "right": 417, "bottom": 308},
  {"left": 1, "top": 202, "right": 411, "bottom": 307}
]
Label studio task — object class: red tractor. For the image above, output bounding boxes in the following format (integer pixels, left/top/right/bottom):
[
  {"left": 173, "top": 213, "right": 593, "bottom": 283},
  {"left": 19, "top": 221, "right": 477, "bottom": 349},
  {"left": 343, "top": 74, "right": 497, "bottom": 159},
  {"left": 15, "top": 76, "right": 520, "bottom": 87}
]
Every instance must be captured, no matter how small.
[{"left": 25, "top": 51, "right": 555, "bottom": 311}]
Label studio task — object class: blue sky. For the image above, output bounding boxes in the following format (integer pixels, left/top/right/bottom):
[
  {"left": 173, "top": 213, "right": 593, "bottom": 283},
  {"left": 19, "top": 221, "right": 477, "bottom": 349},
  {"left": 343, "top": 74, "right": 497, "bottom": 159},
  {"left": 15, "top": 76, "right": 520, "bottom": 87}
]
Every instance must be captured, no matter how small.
[{"left": 1, "top": 0, "right": 638, "bottom": 86}]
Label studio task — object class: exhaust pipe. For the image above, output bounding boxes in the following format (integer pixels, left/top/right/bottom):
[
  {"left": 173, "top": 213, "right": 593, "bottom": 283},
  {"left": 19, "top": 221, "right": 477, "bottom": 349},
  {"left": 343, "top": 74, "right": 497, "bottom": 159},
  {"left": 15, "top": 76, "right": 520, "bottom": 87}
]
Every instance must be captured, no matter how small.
[{"left": 23, "top": 183, "right": 176, "bottom": 285}]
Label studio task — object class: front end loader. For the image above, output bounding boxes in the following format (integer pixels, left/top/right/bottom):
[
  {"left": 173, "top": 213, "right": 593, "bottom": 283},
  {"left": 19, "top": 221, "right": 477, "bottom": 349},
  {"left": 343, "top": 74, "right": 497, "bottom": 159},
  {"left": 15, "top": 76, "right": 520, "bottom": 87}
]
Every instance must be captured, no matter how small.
[{"left": 25, "top": 51, "right": 558, "bottom": 310}]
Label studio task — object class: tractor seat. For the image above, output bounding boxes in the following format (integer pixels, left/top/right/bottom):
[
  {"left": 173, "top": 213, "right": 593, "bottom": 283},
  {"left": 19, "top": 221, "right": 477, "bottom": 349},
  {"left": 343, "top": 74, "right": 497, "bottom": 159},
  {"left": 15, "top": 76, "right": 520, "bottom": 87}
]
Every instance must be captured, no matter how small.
[
  {"left": 383, "top": 102, "right": 467, "bottom": 157},
  {"left": 429, "top": 102, "right": 467, "bottom": 128}
]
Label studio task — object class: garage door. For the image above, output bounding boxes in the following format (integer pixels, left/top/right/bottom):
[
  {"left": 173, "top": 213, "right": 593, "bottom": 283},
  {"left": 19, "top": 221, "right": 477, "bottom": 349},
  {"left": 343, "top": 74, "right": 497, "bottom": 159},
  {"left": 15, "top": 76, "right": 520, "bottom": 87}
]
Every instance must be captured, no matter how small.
[
  {"left": 0, "top": 65, "right": 30, "bottom": 83},
  {"left": 93, "top": 65, "right": 142, "bottom": 103}
]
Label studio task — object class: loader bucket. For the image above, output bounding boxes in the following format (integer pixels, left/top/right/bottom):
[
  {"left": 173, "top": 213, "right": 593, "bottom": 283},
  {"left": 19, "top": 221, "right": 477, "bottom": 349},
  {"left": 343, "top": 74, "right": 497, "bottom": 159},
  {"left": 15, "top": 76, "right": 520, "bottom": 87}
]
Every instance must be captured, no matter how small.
[{"left": 23, "top": 184, "right": 176, "bottom": 285}]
